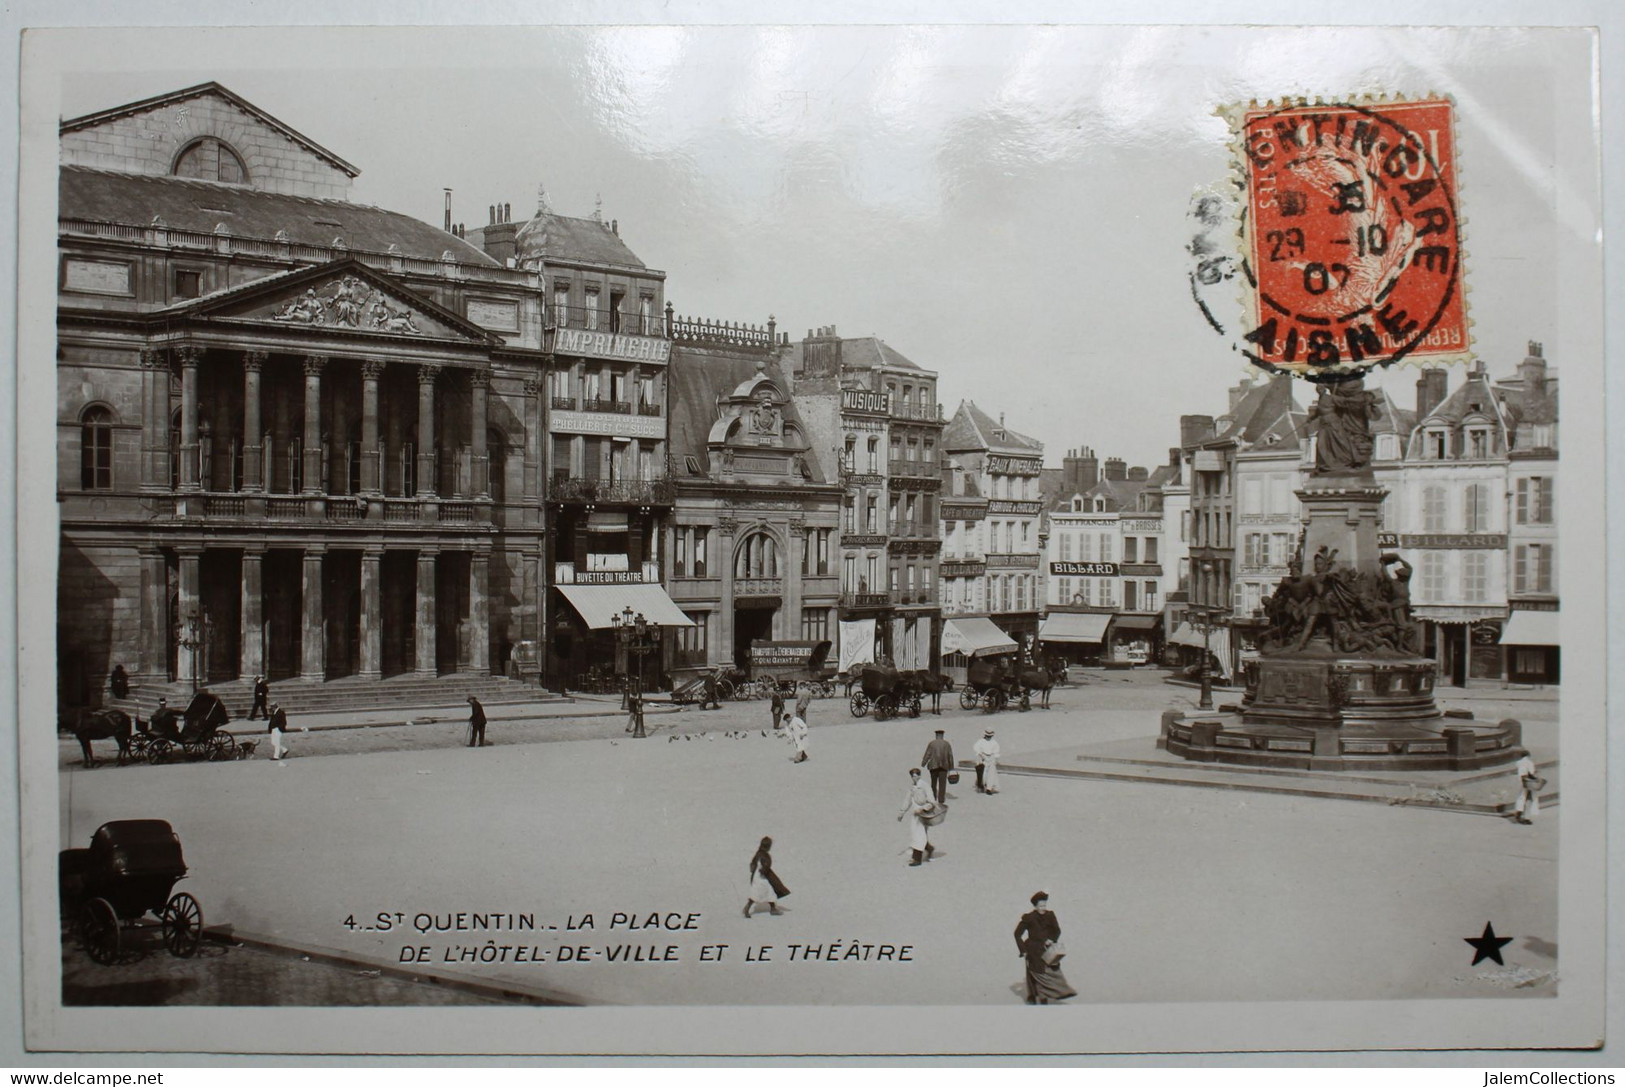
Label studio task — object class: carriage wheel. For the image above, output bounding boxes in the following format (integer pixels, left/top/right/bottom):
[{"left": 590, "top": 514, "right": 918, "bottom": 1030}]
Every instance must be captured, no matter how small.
[
  {"left": 875, "top": 694, "right": 897, "bottom": 721},
  {"left": 959, "top": 687, "right": 979, "bottom": 711},
  {"left": 849, "top": 691, "right": 871, "bottom": 718},
  {"left": 907, "top": 694, "right": 922, "bottom": 719},
  {"left": 208, "top": 733, "right": 238, "bottom": 762},
  {"left": 1020, "top": 691, "right": 1032, "bottom": 712},
  {"left": 984, "top": 689, "right": 1006, "bottom": 714},
  {"left": 161, "top": 892, "right": 204, "bottom": 958},
  {"left": 80, "top": 898, "right": 121, "bottom": 965},
  {"left": 146, "top": 738, "right": 172, "bottom": 765},
  {"left": 715, "top": 678, "right": 736, "bottom": 702}
]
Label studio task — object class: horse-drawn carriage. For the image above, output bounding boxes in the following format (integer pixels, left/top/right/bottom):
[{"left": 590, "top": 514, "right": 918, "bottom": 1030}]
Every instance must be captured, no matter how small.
[
  {"left": 848, "top": 662, "right": 924, "bottom": 721},
  {"left": 59, "top": 820, "right": 204, "bottom": 965},
  {"left": 132, "top": 691, "right": 236, "bottom": 764},
  {"left": 959, "top": 655, "right": 1056, "bottom": 713},
  {"left": 743, "top": 640, "right": 837, "bottom": 700}
]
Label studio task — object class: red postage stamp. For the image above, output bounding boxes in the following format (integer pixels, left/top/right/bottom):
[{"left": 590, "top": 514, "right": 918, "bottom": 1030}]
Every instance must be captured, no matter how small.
[{"left": 1237, "top": 98, "right": 1468, "bottom": 374}]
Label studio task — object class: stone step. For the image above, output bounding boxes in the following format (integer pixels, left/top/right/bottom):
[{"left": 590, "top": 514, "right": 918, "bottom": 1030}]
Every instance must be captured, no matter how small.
[{"left": 104, "top": 675, "right": 563, "bottom": 718}]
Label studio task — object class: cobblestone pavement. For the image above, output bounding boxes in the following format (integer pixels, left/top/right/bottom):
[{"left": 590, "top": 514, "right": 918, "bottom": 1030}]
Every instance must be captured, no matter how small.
[{"left": 61, "top": 932, "right": 517, "bottom": 1006}]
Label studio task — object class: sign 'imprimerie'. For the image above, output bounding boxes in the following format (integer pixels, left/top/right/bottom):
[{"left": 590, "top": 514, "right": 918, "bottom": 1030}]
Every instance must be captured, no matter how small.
[{"left": 554, "top": 327, "right": 672, "bottom": 363}]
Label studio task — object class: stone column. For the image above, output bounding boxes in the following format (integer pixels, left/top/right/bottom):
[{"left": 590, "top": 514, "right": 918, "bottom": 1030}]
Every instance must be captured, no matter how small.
[
  {"left": 301, "top": 547, "right": 326, "bottom": 680},
  {"left": 138, "top": 549, "right": 166, "bottom": 679},
  {"left": 177, "top": 346, "right": 201, "bottom": 490},
  {"left": 176, "top": 549, "right": 201, "bottom": 684},
  {"left": 301, "top": 355, "right": 326, "bottom": 494},
  {"left": 360, "top": 548, "right": 383, "bottom": 679},
  {"left": 469, "top": 551, "right": 490, "bottom": 673},
  {"left": 717, "top": 517, "right": 738, "bottom": 663},
  {"left": 415, "top": 549, "right": 438, "bottom": 674},
  {"left": 138, "top": 350, "right": 162, "bottom": 489},
  {"left": 360, "top": 360, "right": 384, "bottom": 494},
  {"left": 240, "top": 548, "right": 264, "bottom": 678},
  {"left": 470, "top": 369, "right": 491, "bottom": 499},
  {"left": 785, "top": 520, "right": 806, "bottom": 639},
  {"left": 242, "top": 350, "right": 267, "bottom": 492},
  {"left": 416, "top": 365, "right": 441, "bottom": 497}
]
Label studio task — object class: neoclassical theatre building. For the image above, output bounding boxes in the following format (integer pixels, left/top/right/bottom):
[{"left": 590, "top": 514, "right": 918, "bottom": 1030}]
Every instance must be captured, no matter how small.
[{"left": 56, "top": 84, "right": 556, "bottom": 704}]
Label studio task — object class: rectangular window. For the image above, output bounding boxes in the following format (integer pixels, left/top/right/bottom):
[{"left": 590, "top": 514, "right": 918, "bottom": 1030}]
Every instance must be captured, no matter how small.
[
  {"left": 1467, "top": 429, "right": 1489, "bottom": 459},
  {"left": 1124, "top": 581, "right": 1138, "bottom": 611},
  {"left": 1123, "top": 537, "right": 1138, "bottom": 563},
  {"left": 1427, "top": 431, "right": 1447, "bottom": 459},
  {"left": 173, "top": 269, "right": 202, "bottom": 300},
  {"left": 676, "top": 530, "right": 688, "bottom": 577},
  {"left": 609, "top": 290, "right": 626, "bottom": 333},
  {"left": 639, "top": 374, "right": 657, "bottom": 410},
  {"left": 584, "top": 288, "right": 600, "bottom": 330},
  {"left": 843, "top": 496, "right": 856, "bottom": 532},
  {"left": 553, "top": 285, "right": 570, "bottom": 326},
  {"left": 1517, "top": 477, "right": 1554, "bottom": 524},
  {"left": 639, "top": 295, "right": 654, "bottom": 334},
  {"left": 867, "top": 439, "right": 879, "bottom": 472},
  {"left": 802, "top": 609, "right": 830, "bottom": 642},
  {"left": 801, "top": 531, "right": 812, "bottom": 576},
  {"left": 920, "top": 565, "right": 933, "bottom": 600},
  {"left": 1099, "top": 534, "right": 1114, "bottom": 562},
  {"left": 694, "top": 530, "right": 708, "bottom": 577},
  {"left": 1145, "top": 537, "right": 1159, "bottom": 563},
  {"left": 1464, "top": 483, "right": 1489, "bottom": 532},
  {"left": 1419, "top": 551, "right": 1447, "bottom": 602},
  {"left": 866, "top": 555, "right": 880, "bottom": 592},
  {"left": 1515, "top": 544, "right": 1552, "bottom": 594},
  {"left": 844, "top": 555, "right": 857, "bottom": 591},
  {"left": 1462, "top": 551, "right": 1488, "bottom": 603},
  {"left": 1270, "top": 475, "right": 1293, "bottom": 516},
  {"left": 1422, "top": 486, "right": 1448, "bottom": 532},
  {"left": 1243, "top": 479, "right": 1262, "bottom": 516},
  {"left": 866, "top": 497, "right": 878, "bottom": 533},
  {"left": 1060, "top": 534, "right": 1072, "bottom": 561},
  {"left": 1145, "top": 582, "right": 1158, "bottom": 610}
]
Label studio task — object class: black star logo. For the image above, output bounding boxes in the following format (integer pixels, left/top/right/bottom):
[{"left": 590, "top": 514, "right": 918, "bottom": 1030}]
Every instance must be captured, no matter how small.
[{"left": 1465, "top": 922, "right": 1514, "bottom": 966}]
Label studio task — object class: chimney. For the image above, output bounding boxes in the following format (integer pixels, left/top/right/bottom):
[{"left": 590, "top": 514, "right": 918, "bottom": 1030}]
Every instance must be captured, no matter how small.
[
  {"left": 1180, "top": 414, "right": 1217, "bottom": 449},
  {"left": 801, "top": 324, "right": 844, "bottom": 379},
  {"left": 1518, "top": 342, "right": 1549, "bottom": 396},
  {"left": 1103, "top": 457, "right": 1128, "bottom": 482},
  {"left": 1416, "top": 368, "right": 1449, "bottom": 419},
  {"left": 1127, "top": 465, "right": 1148, "bottom": 482},
  {"left": 612, "top": 219, "right": 619, "bottom": 236},
  {"left": 443, "top": 188, "right": 452, "bottom": 233},
  {"left": 1169, "top": 447, "right": 1181, "bottom": 468},
  {"left": 489, "top": 205, "right": 496, "bottom": 225},
  {"left": 1228, "top": 378, "right": 1254, "bottom": 413},
  {"left": 504, "top": 202, "right": 511, "bottom": 223},
  {"left": 1062, "top": 445, "right": 1099, "bottom": 495}
]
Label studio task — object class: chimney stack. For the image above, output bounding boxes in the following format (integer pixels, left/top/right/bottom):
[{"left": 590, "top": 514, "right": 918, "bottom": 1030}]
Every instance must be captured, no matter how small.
[
  {"left": 1415, "top": 368, "right": 1449, "bottom": 420},
  {"left": 1518, "top": 342, "right": 1549, "bottom": 396},
  {"left": 1228, "top": 378, "right": 1254, "bottom": 413},
  {"left": 1180, "top": 414, "right": 1217, "bottom": 449},
  {"left": 1127, "top": 465, "right": 1148, "bottom": 482},
  {"left": 1103, "top": 457, "right": 1128, "bottom": 482},
  {"left": 443, "top": 188, "right": 452, "bottom": 233}
]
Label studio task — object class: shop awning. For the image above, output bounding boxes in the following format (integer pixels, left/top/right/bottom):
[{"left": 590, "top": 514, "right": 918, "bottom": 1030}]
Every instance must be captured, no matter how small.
[
  {"left": 1110, "top": 614, "right": 1162, "bottom": 635},
  {"left": 1167, "top": 622, "right": 1203, "bottom": 647},
  {"left": 555, "top": 583, "right": 694, "bottom": 629},
  {"left": 1501, "top": 610, "right": 1560, "bottom": 646},
  {"left": 1039, "top": 612, "right": 1111, "bottom": 644},
  {"left": 941, "top": 617, "right": 1019, "bottom": 658}
]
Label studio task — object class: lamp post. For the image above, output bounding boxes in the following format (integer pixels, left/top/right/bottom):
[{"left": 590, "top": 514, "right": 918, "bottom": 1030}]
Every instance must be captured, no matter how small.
[
  {"left": 1195, "top": 561, "right": 1229, "bottom": 711},
  {"left": 177, "top": 611, "right": 205, "bottom": 694},
  {"left": 611, "top": 606, "right": 655, "bottom": 738}
]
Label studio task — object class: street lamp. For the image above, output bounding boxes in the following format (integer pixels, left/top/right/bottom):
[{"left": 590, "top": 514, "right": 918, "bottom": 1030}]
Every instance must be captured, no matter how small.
[
  {"left": 610, "top": 606, "right": 655, "bottom": 738},
  {"left": 1194, "top": 561, "right": 1229, "bottom": 711},
  {"left": 177, "top": 610, "right": 205, "bottom": 694}
]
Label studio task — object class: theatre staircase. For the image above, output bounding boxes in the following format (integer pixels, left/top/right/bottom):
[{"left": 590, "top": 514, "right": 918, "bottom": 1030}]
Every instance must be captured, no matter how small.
[{"left": 102, "top": 673, "right": 565, "bottom": 721}]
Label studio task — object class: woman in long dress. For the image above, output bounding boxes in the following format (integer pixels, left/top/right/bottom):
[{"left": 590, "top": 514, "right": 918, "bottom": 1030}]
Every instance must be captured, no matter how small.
[
  {"left": 743, "top": 836, "right": 789, "bottom": 918},
  {"left": 974, "top": 728, "right": 1001, "bottom": 794},
  {"left": 1013, "top": 892, "right": 1077, "bottom": 1004}
]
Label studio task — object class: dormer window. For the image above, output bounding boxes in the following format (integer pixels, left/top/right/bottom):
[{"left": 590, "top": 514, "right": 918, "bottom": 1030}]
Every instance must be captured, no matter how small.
[
  {"left": 173, "top": 138, "right": 249, "bottom": 185},
  {"left": 1094, "top": 497, "right": 1107, "bottom": 512},
  {"left": 1072, "top": 498, "right": 1083, "bottom": 512},
  {"left": 1465, "top": 426, "right": 1491, "bottom": 459},
  {"left": 1376, "top": 433, "right": 1399, "bottom": 461},
  {"left": 1424, "top": 428, "right": 1448, "bottom": 459}
]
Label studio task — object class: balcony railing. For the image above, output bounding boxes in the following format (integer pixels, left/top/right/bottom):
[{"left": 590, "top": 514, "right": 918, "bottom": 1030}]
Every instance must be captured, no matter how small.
[
  {"left": 550, "top": 303, "right": 661, "bottom": 336},
  {"left": 891, "top": 403, "right": 939, "bottom": 421},
  {"left": 637, "top": 402, "right": 663, "bottom": 416},
  {"left": 888, "top": 459, "right": 939, "bottom": 479},
  {"left": 548, "top": 475, "right": 675, "bottom": 505},
  {"left": 176, "top": 489, "right": 492, "bottom": 525},
  {"left": 667, "top": 312, "right": 786, "bottom": 350},
  {"left": 839, "top": 592, "right": 892, "bottom": 609},
  {"left": 579, "top": 397, "right": 634, "bottom": 415},
  {"left": 551, "top": 396, "right": 577, "bottom": 411}
]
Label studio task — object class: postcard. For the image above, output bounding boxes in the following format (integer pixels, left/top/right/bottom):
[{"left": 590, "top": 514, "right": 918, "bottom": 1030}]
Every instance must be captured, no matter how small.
[{"left": 13, "top": 20, "right": 1606, "bottom": 1057}]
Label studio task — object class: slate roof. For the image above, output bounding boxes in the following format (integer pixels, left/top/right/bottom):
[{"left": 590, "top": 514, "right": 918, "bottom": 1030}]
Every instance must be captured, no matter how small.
[
  {"left": 61, "top": 166, "right": 497, "bottom": 266},
  {"left": 1213, "top": 374, "right": 1300, "bottom": 446},
  {"left": 782, "top": 335, "right": 927, "bottom": 376},
  {"left": 666, "top": 349, "right": 827, "bottom": 485},
  {"left": 514, "top": 211, "right": 648, "bottom": 269},
  {"left": 1418, "top": 369, "right": 1504, "bottom": 428},
  {"left": 943, "top": 400, "right": 1044, "bottom": 456}
]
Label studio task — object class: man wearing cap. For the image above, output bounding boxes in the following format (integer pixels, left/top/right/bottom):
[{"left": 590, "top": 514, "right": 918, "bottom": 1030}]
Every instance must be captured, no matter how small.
[
  {"left": 248, "top": 674, "right": 271, "bottom": 720},
  {"left": 974, "top": 728, "right": 1002, "bottom": 795},
  {"left": 149, "top": 697, "right": 178, "bottom": 742},
  {"left": 467, "top": 695, "right": 488, "bottom": 747},
  {"left": 267, "top": 702, "right": 290, "bottom": 761},
  {"left": 896, "top": 767, "right": 937, "bottom": 866},
  {"left": 921, "top": 728, "right": 955, "bottom": 805}
]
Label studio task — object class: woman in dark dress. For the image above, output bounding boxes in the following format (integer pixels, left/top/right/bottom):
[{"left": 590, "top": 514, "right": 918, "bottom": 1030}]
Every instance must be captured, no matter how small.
[
  {"left": 1013, "top": 891, "right": 1077, "bottom": 1004},
  {"left": 743, "top": 836, "right": 790, "bottom": 918}
]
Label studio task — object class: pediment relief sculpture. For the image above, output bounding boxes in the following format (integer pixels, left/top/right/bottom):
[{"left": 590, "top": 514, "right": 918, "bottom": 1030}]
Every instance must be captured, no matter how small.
[{"left": 266, "top": 275, "right": 425, "bottom": 335}]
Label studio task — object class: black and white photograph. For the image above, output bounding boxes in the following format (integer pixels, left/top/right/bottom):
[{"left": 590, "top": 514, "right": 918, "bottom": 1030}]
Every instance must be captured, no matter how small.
[{"left": 7, "top": 8, "right": 1613, "bottom": 1062}]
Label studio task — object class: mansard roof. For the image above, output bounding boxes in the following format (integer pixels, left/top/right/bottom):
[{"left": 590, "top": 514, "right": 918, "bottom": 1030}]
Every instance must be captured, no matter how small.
[{"left": 944, "top": 400, "right": 1043, "bottom": 456}]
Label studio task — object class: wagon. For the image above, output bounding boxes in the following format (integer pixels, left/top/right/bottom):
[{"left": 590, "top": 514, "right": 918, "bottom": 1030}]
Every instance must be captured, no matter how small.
[
  {"left": 848, "top": 662, "right": 922, "bottom": 721},
  {"left": 142, "top": 690, "right": 235, "bottom": 763},
  {"left": 747, "top": 640, "right": 837, "bottom": 700},
  {"left": 959, "top": 654, "right": 1026, "bottom": 713},
  {"left": 59, "top": 820, "right": 204, "bottom": 965}
]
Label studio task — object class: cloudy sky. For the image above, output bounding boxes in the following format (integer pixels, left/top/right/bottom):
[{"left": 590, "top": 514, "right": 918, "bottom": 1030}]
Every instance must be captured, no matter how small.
[{"left": 52, "top": 23, "right": 1597, "bottom": 468}]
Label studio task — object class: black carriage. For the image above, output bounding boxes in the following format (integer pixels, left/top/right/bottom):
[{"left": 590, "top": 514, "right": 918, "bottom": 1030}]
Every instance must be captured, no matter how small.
[
  {"left": 848, "top": 662, "right": 923, "bottom": 721},
  {"left": 59, "top": 820, "right": 204, "bottom": 965},
  {"left": 960, "top": 654, "right": 1026, "bottom": 713},
  {"left": 141, "top": 691, "right": 235, "bottom": 764}
]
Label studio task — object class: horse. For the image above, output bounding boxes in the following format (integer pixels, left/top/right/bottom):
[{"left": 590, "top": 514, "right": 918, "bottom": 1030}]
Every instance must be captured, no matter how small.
[
  {"left": 70, "top": 708, "right": 133, "bottom": 768},
  {"left": 904, "top": 670, "right": 954, "bottom": 714},
  {"left": 1017, "top": 665, "right": 1055, "bottom": 710}
]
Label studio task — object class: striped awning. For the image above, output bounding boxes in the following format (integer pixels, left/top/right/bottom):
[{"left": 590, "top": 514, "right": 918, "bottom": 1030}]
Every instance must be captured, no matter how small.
[
  {"left": 1501, "top": 610, "right": 1559, "bottom": 645},
  {"left": 941, "top": 617, "right": 1019, "bottom": 658},
  {"left": 1039, "top": 612, "right": 1111, "bottom": 644},
  {"left": 555, "top": 583, "right": 694, "bottom": 629}
]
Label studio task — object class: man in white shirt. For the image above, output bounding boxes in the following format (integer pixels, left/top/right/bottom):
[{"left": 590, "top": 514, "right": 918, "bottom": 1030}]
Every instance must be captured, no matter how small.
[
  {"left": 785, "top": 712, "right": 809, "bottom": 763},
  {"left": 1513, "top": 752, "right": 1541, "bottom": 825}
]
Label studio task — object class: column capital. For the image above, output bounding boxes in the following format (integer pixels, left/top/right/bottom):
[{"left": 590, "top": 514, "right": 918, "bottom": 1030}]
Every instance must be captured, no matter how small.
[
  {"left": 175, "top": 344, "right": 202, "bottom": 368},
  {"left": 362, "top": 547, "right": 386, "bottom": 560},
  {"left": 303, "top": 355, "right": 328, "bottom": 376},
  {"left": 139, "top": 348, "right": 165, "bottom": 370},
  {"left": 469, "top": 367, "right": 493, "bottom": 390},
  {"left": 417, "top": 548, "right": 440, "bottom": 560},
  {"left": 418, "top": 363, "right": 443, "bottom": 386},
  {"left": 361, "top": 359, "right": 387, "bottom": 380},
  {"left": 243, "top": 350, "right": 270, "bottom": 371},
  {"left": 522, "top": 377, "right": 541, "bottom": 397},
  {"left": 302, "top": 544, "right": 328, "bottom": 558}
]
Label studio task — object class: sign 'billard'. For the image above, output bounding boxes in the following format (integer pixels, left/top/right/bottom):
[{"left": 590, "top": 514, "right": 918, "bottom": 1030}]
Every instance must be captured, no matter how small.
[{"left": 1050, "top": 561, "right": 1120, "bottom": 576}]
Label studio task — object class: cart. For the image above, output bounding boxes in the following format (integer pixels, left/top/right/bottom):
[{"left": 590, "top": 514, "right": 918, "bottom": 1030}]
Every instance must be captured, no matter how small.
[
  {"left": 959, "top": 654, "right": 1026, "bottom": 713},
  {"left": 748, "top": 640, "right": 836, "bottom": 701},
  {"left": 144, "top": 690, "right": 236, "bottom": 763},
  {"left": 59, "top": 820, "right": 204, "bottom": 965},
  {"left": 848, "top": 662, "right": 922, "bottom": 721}
]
